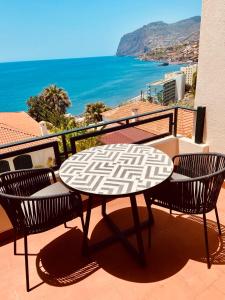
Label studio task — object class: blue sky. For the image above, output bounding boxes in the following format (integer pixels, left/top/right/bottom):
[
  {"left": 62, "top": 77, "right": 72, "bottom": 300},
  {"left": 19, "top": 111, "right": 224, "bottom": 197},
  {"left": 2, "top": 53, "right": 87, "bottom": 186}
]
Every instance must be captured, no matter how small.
[{"left": 0, "top": 0, "right": 202, "bottom": 62}]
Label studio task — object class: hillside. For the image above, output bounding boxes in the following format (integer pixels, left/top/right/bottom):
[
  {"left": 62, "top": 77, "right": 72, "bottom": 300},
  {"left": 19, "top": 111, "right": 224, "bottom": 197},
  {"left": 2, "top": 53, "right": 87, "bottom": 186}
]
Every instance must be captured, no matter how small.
[
  {"left": 139, "top": 40, "right": 199, "bottom": 63},
  {"left": 116, "top": 16, "right": 201, "bottom": 56}
]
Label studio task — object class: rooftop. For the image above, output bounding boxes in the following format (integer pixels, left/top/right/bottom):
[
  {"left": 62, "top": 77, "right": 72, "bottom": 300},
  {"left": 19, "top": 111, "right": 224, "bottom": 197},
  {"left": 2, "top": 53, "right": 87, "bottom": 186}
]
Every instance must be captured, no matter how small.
[
  {"left": 99, "top": 126, "right": 155, "bottom": 144},
  {"left": 102, "top": 101, "right": 195, "bottom": 138},
  {"left": 1, "top": 188, "right": 225, "bottom": 299},
  {"left": 0, "top": 112, "right": 55, "bottom": 154}
]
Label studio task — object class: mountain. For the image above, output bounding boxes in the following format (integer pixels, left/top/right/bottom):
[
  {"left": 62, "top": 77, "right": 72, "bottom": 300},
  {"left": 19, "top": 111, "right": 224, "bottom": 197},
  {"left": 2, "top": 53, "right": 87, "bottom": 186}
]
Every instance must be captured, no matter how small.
[{"left": 116, "top": 16, "right": 201, "bottom": 56}]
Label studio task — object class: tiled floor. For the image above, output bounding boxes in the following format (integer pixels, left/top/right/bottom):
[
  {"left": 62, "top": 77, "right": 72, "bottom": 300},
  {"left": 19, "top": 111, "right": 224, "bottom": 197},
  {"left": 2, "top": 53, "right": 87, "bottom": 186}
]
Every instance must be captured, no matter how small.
[{"left": 1, "top": 189, "right": 225, "bottom": 300}]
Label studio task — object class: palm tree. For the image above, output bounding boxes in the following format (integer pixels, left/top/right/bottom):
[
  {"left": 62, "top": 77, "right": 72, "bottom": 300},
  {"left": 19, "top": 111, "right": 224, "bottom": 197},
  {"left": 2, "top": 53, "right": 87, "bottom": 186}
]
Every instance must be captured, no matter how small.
[
  {"left": 27, "top": 95, "right": 50, "bottom": 122},
  {"left": 41, "top": 84, "right": 71, "bottom": 114},
  {"left": 84, "top": 101, "right": 109, "bottom": 124}
]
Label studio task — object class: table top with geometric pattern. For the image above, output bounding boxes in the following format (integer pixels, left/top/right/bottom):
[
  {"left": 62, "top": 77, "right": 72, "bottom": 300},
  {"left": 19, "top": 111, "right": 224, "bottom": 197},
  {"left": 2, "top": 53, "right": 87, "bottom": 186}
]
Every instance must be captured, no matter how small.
[{"left": 59, "top": 144, "right": 173, "bottom": 196}]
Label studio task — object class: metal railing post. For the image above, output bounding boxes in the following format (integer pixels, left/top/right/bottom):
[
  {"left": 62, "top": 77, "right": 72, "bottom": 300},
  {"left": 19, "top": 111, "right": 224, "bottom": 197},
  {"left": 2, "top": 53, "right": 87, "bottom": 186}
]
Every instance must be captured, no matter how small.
[
  {"left": 195, "top": 106, "right": 206, "bottom": 144},
  {"left": 70, "top": 138, "right": 77, "bottom": 154},
  {"left": 53, "top": 142, "right": 61, "bottom": 169},
  {"left": 173, "top": 107, "right": 178, "bottom": 137},
  {"left": 61, "top": 135, "right": 69, "bottom": 159}
]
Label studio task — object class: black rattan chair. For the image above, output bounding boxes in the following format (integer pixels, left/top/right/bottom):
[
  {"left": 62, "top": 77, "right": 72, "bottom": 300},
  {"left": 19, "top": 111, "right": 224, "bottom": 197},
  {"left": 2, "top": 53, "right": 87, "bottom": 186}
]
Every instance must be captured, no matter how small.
[
  {"left": 0, "top": 168, "right": 84, "bottom": 291},
  {"left": 149, "top": 152, "right": 225, "bottom": 268}
]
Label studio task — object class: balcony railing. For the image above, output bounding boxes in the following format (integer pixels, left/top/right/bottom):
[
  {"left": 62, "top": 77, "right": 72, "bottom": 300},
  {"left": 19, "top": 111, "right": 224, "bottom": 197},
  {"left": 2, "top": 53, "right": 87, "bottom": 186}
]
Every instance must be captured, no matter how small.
[{"left": 0, "top": 106, "right": 205, "bottom": 170}]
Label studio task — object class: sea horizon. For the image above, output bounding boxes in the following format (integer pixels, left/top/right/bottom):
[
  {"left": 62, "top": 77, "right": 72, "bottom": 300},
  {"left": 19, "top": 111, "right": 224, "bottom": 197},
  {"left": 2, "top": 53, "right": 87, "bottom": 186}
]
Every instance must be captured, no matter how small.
[
  {"left": 0, "top": 56, "right": 184, "bottom": 115},
  {"left": 0, "top": 54, "right": 117, "bottom": 65}
]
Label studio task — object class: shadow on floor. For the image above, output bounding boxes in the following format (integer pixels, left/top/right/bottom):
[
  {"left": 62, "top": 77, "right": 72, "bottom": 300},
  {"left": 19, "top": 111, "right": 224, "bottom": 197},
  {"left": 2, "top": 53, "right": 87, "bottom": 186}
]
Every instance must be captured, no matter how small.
[
  {"left": 36, "top": 228, "right": 100, "bottom": 287},
  {"left": 90, "top": 207, "right": 225, "bottom": 283},
  {"left": 35, "top": 206, "right": 225, "bottom": 287}
]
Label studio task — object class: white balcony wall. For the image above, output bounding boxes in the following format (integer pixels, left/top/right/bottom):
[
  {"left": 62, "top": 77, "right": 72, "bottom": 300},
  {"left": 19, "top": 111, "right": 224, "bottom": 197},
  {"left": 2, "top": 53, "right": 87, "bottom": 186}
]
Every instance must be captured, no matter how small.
[
  {"left": 195, "top": 0, "right": 225, "bottom": 153},
  {"left": 1, "top": 147, "right": 55, "bottom": 172}
]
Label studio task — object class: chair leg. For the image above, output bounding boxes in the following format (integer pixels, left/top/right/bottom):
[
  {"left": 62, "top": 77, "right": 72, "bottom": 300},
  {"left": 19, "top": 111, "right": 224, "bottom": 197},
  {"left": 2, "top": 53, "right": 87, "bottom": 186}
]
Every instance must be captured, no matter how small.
[
  {"left": 170, "top": 209, "right": 172, "bottom": 214},
  {"left": 24, "top": 235, "right": 30, "bottom": 292},
  {"left": 14, "top": 231, "right": 17, "bottom": 255},
  {"left": 215, "top": 206, "right": 222, "bottom": 235},
  {"left": 80, "top": 214, "right": 85, "bottom": 231},
  {"left": 64, "top": 222, "right": 67, "bottom": 228},
  {"left": 102, "top": 199, "right": 106, "bottom": 217},
  {"left": 203, "top": 212, "right": 211, "bottom": 269},
  {"left": 82, "top": 196, "right": 93, "bottom": 255}
]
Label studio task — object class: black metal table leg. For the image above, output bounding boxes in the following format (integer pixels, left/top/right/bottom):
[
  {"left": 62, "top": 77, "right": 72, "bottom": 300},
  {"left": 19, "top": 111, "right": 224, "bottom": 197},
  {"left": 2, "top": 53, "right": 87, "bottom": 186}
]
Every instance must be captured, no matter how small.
[
  {"left": 130, "top": 194, "right": 146, "bottom": 265},
  {"left": 143, "top": 191, "right": 154, "bottom": 248},
  {"left": 84, "top": 194, "right": 150, "bottom": 265},
  {"left": 82, "top": 196, "right": 93, "bottom": 255}
]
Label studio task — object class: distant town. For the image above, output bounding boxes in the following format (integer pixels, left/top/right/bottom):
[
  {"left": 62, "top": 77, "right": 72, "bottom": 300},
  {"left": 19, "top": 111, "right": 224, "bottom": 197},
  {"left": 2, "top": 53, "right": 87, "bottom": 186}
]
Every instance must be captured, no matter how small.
[{"left": 139, "top": 41, "right": 199, "bottom": 64}]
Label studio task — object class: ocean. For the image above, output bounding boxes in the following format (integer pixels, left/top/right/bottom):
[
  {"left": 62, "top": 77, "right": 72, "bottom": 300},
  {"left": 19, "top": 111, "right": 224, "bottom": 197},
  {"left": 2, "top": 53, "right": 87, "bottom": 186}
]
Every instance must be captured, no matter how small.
[{"left": 0, "top": 56, "right": 183, "bottom": 115}]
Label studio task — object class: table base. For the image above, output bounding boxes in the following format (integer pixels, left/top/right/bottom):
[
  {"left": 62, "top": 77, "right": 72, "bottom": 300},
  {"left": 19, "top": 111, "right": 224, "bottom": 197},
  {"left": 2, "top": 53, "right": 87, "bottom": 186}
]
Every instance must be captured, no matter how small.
[{"left": 82, "top": 193, "right": 153, "bottom": 266}]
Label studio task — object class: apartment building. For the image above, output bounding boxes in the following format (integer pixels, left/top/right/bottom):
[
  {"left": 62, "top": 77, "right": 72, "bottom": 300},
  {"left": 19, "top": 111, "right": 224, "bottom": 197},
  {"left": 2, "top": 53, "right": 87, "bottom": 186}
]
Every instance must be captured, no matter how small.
[
  {"left": 147, "top": 78, "right": 176, "bottom": 105},
  {"left": 165, "top": 71, "right": 186, "bottom": 100},
  {"left": 181, "top": 64, "right": 198, "bottom": 85}
]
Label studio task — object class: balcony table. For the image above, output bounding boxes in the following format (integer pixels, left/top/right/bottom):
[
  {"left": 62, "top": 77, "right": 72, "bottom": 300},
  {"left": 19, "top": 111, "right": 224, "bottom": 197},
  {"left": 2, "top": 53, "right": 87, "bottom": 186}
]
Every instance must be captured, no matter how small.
[{"left": 59, "top": 144, "right": 173, "bottom": 265}]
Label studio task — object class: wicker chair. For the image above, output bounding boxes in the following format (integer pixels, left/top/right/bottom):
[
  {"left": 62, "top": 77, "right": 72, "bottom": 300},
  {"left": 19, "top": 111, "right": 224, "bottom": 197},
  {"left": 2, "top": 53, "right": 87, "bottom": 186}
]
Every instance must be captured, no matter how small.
[
  {"left": 0, "top": 168, "right": 84, "bottom": 291},
  {"left": 150, "top": 153, "right": 225, "bottom": 268}
]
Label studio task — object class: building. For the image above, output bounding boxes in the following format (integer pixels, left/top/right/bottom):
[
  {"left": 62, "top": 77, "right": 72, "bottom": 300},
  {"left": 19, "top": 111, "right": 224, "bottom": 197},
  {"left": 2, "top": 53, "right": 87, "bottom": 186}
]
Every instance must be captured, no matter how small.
[
  {"left": 195, "top": 0, "right": 225, "bottom": 153},
  {"left": 101, "top": 100, "right": 195, "bottom": 139},
  {"left": 147, "top": 71, "right": 185, "bottom": 105},
  {"left": 0, "top": 112, "right": 56, "bottom": 172},
  {"left": 147, "top": 78, "right": 176, "bottom": 105},
  {"left": 181, "top": 64, "right": 198, "bottom": 86},
  {"left": 164, "top": 71, "right": 186, "bottom": 101}
]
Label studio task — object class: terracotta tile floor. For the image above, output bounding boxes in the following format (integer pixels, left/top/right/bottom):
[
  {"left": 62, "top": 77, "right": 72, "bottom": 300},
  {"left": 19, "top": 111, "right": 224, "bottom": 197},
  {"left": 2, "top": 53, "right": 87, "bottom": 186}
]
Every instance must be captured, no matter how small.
[{"left": 1, "top": 189, "right": 225, "bottom": 300}]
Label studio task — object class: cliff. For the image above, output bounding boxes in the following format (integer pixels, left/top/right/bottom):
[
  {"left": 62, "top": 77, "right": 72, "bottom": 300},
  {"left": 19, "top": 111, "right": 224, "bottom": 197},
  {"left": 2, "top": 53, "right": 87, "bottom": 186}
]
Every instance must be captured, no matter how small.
[{"left": 116, "top": 16, "right": 201, "bottom": 56}]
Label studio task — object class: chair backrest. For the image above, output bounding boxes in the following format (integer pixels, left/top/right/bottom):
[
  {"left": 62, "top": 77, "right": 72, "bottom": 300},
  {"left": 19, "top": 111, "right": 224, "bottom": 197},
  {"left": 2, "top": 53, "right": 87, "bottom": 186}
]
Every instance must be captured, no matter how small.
[
  {"left": 0, "top": 192, "right": 81, "bottom": 235},
  {"left": 13, "top": 155, "right": 33, "bottom": 170},
  {"left": 0, "top": 168, "right": 53, "bottom": 196},
  {"left": 174, "top": 153, "right": 225, "bottom": 178},
  {"left": 0, "top": 168, "right": 81, "bottom": 235},
  {"left": 0, "top": 160, "right": 10, "bottom": 173},
  {"left": 172, "top": 153, "right": 225, "bottom": 213}
]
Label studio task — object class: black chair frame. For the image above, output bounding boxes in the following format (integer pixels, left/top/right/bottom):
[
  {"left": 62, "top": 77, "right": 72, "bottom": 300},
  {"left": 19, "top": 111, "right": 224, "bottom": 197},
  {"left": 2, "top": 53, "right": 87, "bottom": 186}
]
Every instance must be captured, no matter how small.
[
  {"left": 150, "top": 152, "right": 225, "bottom": 268},
  {"left": 0, "top": 168, "right": 84, "bottom": 291}
]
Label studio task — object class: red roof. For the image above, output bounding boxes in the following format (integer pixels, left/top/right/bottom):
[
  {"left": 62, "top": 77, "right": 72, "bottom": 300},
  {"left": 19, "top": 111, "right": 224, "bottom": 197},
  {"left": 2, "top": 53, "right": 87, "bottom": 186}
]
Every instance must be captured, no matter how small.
[
  {"left": 100, "top": 127, "right": 155, "bottom": 144},
  {"left": 102, "top": 100, "right": 195, "bottom": 138},
  {"left": 0, "top": 112, "right": 55, "bottom": 154}
]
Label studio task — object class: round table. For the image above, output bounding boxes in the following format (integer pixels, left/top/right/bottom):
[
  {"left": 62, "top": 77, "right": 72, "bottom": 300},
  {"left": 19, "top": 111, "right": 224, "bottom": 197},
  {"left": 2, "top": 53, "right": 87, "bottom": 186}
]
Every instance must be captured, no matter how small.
[
  {"left": 59, "top": 144, "right": 173, "bottom": 196},
  {"left": 59, "top": 144, "right": 173, "bottom": 264}
]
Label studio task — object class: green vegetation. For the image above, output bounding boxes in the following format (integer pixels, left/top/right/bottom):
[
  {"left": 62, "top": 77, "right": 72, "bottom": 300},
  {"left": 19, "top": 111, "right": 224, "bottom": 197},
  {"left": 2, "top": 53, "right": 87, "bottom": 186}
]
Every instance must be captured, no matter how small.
[
  {"left": 84, "top": 101, "right": 110, "bottom": 124},
  {"left": 27, "top": 84, "right": 71, "bottom": 127},
  {"left": 49, "top": 119, "right": 102, "bottom": 154},
  {"left": 27, "top": 86, "right": 107, "bottom": 153},
  {"left": 192, "top": 72, "right": 197, "bottom": 95},
  {"left": 169, "top": 97, "right": 194, "bottom": 109}
]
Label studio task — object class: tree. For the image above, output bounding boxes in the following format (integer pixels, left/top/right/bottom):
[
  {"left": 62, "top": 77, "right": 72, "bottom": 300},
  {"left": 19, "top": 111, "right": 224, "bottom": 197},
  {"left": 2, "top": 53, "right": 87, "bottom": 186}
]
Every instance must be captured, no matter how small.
[
  {"left": 41, "top": 84, "right": 71, "bottom": 114},
  {"left": 84, "top": 101, "right": 110, "bottom": 124},
  {"left": 192, "top": 72, "right": 197, "bottom": 95},
  {"left": 26, "top": 95, "right": 50, "bottom": 122},
  {"left": 185, "top": 84, "right": 192, "bottom": 93},
  {"left": 27, "top": 85, "right": 71, "bottom": 127},
  {"left": 49, "top": 118, "right": 101, "bottom": 154}
]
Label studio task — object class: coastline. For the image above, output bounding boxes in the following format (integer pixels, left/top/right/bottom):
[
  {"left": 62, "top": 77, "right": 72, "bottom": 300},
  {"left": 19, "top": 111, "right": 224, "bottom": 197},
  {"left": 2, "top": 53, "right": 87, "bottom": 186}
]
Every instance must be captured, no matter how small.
[
  {"left": 139, "top": 57, "right": 189, "bottom": 65},
  {"left": 0, "top": 56, "right": 183, "bottom": 115}
]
